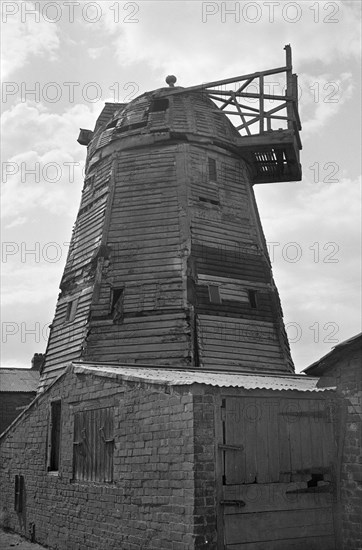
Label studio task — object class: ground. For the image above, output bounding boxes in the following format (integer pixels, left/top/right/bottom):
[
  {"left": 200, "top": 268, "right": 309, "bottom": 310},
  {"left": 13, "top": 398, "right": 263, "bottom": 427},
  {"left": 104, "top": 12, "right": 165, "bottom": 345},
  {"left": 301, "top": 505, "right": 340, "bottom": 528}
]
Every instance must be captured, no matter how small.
[{"left": 0, "top": 529, "right": 47, "bottom": 550}]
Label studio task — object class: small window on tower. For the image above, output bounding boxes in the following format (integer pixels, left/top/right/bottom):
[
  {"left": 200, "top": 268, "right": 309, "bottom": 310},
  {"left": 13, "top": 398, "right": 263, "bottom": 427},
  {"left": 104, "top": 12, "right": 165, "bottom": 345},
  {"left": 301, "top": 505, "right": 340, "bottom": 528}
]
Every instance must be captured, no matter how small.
[
  {"left": 208, "top": 285, "right": 221, "bottom": 304},
  {"left": 248, "top": 289, "right": 258, "bottom": 309},
  {"left": 64, "top": 299, "right": 78, "bottom": 323},
  {"left": 208, "top": 158, "right": 217, "bottom": 182},
  {"left": 111, "top": 288, "right": 124, "bottom": 323},
  {"left": 149, "top": 99, "right": 169, "bottom": 112}
]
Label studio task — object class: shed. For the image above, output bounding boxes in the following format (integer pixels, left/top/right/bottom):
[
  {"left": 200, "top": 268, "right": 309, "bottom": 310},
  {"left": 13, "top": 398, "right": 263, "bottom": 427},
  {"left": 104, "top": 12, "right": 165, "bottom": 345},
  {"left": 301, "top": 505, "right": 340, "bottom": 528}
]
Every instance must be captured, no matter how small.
[{"left": 0, "top": 368, "right": 39, "bottom": 435}]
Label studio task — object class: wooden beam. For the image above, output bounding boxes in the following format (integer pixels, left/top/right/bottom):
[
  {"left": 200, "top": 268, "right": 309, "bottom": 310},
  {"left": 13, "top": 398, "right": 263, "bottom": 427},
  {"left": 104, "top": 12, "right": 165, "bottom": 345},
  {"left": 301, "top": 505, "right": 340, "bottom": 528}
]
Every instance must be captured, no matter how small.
[
  {"left": 232, "top": 92, "right": 252, "bottom": 136},
  {"left": 259, "top": 75, "right": 264, "bottom": 134},
  {"left": 166, "top": 66, "right": 288, "bottom": 96},
  {"left": 219, "top": 78, "right": 254, "bottom": 110}
]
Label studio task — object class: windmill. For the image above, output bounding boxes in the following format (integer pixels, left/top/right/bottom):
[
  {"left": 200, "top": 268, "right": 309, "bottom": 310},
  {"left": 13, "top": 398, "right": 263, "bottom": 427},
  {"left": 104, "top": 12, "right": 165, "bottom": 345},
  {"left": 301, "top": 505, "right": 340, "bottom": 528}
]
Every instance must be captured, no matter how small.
[{"left": 40, "top": 46, "right": 302, "bottom": 389}]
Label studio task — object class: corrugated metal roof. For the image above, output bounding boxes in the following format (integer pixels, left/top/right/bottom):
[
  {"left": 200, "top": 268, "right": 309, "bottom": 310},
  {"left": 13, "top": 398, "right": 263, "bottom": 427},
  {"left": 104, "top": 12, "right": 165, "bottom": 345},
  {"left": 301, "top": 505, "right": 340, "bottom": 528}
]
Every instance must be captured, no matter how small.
[
  {"left": 0, "top": 369, "right": 39, "bottom": 392},
  {"left": 71, "top": 363, "right": 334, "bottom": 392}
]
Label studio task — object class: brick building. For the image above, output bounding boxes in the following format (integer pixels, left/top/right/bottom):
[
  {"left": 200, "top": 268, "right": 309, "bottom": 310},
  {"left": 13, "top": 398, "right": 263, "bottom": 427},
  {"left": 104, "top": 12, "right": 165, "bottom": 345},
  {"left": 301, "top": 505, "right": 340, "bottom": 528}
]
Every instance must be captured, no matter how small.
[
  {"left": 304, "top": 333, "right": 362, "bottom": 550},
  {"left": 0, "top": 363, "right": 337, "bottom": 549},
  {"left": 0, "top": 360, "right": 41, "bottom": 434}
]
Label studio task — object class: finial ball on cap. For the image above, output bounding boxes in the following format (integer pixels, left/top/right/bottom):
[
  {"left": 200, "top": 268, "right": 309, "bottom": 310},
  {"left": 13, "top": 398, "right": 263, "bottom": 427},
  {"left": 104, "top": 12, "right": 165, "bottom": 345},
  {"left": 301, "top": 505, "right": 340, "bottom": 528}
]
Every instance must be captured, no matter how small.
[{"left": 166, "top": 75, "right": 177, "bottom": 87}]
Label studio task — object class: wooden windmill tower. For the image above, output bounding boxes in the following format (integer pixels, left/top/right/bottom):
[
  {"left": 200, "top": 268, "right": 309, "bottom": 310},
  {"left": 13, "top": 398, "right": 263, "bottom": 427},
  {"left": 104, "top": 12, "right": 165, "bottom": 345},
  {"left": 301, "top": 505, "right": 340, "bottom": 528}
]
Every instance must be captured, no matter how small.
[{"left": 40, "top": 46, "right": 302, "bottom": 389}]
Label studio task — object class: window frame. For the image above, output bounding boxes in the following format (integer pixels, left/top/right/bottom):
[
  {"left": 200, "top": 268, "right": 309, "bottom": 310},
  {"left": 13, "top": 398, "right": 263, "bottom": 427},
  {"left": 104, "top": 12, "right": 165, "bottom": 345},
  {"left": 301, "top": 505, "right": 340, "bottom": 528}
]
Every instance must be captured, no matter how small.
[
  {"left": 64, "top": 298, "right": 78, "bottom": 323},
  {"left": 208, "top": 157, "right": 217, "bottom": 182},
  {"left": 110, "top": 287, "right": 125, "bottom": 323},
  {"left": 208, "top": 284, "right": 222, "bottom": 304},
  {"left": 248, "top": 289, "right": 258, "bottom": 309},
  {"left": 47, "top": 400, "right": 62, "bottom": 474}
]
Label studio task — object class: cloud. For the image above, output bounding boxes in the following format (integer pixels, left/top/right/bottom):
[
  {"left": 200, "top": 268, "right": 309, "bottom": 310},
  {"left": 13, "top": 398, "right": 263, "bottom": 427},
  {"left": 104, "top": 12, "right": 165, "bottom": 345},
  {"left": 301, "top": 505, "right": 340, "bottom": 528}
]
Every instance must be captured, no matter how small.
[
  {"left": 255, "top": 176, "right": 361, "bottom": 369},
  {"left": 5, "top": 217, "right": 27, "bottom": 229},
  {"left": 1, "top": 149, "right": 83, "bottom": 218},
  {"left": 1, "top": 1, "right": 60, "bottom": 78},
  {"left": 299, "top": 73, "right": 354, "bottom": 136},
  {"left": 0, "top": 100, "right": 103, "bottom": 219},
  {"left": 94, "top": 1, "right": 361, "bottom": 84},
  {"left": 88, "top": 47, "right": 105, "bottom": 60},
  {"left": 1, "top": 101, "right": 98, "bottom": 160}
]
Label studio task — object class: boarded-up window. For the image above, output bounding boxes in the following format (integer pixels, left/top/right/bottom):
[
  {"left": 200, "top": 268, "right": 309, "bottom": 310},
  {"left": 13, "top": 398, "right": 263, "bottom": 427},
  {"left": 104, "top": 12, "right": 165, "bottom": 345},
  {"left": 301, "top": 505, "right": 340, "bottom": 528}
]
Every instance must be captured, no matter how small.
[
  {"left": 73, "top": 407, "right": 114, "bottom": 483},
  {"left": 48, "top": 401, "right": 61, "bottom": 472}
]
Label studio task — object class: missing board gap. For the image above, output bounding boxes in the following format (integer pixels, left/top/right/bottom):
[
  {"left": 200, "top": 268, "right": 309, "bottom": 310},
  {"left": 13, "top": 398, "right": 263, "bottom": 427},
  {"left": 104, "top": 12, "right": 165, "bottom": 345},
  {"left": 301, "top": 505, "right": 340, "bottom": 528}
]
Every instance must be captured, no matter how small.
[
  {"left": 106, "top": 119, "right": 118, "bottom": 129},
  {"left": 83, "top": 174, "right": 95, "bottom": 190},
  {"left": 199, "top": 196, "right": 220, "bottom": 206}
]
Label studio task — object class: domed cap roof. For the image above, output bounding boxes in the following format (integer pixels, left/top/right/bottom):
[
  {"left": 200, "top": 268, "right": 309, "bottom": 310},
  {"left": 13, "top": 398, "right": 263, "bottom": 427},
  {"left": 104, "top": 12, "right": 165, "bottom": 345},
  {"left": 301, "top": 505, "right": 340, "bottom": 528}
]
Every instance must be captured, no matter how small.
[{"left": 90, "top": 80, "right": 241, "bottom": 156}]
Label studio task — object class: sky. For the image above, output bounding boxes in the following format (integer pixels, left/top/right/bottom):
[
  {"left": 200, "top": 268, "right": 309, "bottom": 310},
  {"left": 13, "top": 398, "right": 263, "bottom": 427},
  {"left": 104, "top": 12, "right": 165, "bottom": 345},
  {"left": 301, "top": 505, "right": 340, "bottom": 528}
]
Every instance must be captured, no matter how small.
[{"left": 1, "top": 0, "right": 361, "bottom": 372}]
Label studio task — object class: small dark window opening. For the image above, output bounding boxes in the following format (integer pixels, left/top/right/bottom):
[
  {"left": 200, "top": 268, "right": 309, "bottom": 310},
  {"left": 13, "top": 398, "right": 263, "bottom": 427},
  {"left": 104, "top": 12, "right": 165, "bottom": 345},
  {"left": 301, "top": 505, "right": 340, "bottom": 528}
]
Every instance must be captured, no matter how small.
[
  {"left": 248, "top": 290, "right": 258, "bottom": 309},
  {"left": 111, "top": 288, "right": 124, "bottom": 322},
  {"left": 208, "top": 158, "right": 217, "bottom": 181},
  {"left": 49, "top": 401, "right": 61, "bottom": 472},
  {"left": 14, "top": 475, "right": 24, "bottom": 513},
  {"left": 149, "top": 98, "right": 169, "bottom": 112},
  {"left": 118, "top": 120, "right": 148, "bottom": 133},
  {"left": 106, "top": 119, "right": 118, "bottom": 129},
  {"left": 208, "top": 285, "right": 221, "bottom": 304}
]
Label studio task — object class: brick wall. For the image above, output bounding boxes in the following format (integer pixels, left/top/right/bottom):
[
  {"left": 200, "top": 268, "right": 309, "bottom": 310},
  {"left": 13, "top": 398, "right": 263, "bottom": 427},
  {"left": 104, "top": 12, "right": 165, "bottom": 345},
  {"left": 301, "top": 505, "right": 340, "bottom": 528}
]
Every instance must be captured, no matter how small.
[
  {"left": 318, "top": 349, "right": 362, "bottom": 550},
  {"left": 0, "top": 368, "right": 197, "bottom": 550},
  {"left": 0, "top": 393, "right": 36, "bottom": 435}
]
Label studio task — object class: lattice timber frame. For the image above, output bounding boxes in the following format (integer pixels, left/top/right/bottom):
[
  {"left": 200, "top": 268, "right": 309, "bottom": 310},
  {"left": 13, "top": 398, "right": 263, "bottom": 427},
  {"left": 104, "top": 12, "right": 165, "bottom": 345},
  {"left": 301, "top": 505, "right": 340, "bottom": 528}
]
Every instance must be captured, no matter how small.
[{"left": 170, "top": 45, "right": 302, "bottom": 184}]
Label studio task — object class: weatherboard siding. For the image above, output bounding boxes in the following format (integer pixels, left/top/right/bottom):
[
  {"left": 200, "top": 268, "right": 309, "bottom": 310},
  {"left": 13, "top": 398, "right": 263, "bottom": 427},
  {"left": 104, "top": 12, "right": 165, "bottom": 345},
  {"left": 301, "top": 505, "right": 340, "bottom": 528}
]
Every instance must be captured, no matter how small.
[
  {"left": 187, "top": 144, "right": 292, "bottom": 371},
  {"left": 40, "top": 156, "right": 113, "bottom": 388},
  {"left": 83, "top": 144, "right": 191, "bottom": 365},
  {"left": 40, "top": 91, "right": 294, "bottom": 387}
]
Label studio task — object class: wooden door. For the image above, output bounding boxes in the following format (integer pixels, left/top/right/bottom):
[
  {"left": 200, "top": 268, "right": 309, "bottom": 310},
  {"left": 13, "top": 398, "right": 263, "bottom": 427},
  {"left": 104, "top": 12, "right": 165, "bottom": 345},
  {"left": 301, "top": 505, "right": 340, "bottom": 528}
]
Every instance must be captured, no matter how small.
[{"left": 218, "top": 396, "right": 337, "bottom": 549}]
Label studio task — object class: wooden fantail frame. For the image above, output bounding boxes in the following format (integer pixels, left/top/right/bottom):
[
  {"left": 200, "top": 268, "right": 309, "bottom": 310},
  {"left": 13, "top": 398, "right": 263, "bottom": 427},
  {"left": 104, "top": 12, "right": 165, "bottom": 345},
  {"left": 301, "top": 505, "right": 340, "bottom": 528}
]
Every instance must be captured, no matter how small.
[{"left": 168, "top": 45, "right": 302, "bottom": 184}]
